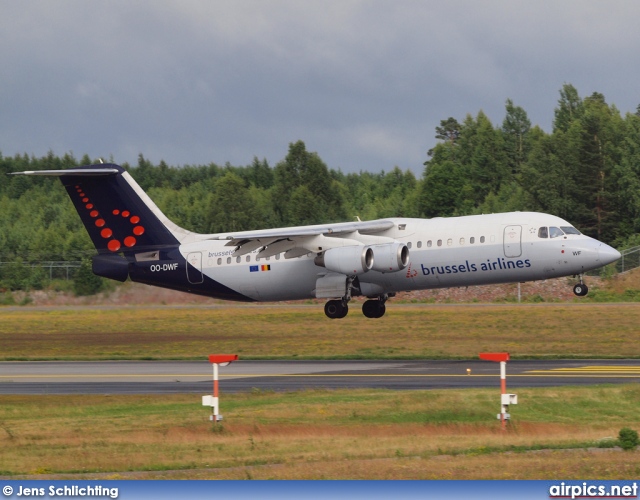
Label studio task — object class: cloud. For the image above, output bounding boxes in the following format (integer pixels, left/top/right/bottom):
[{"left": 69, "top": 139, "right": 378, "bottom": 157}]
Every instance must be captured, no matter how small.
[{"left": 1, "top": 1, "right": 639, "bottom": 173}]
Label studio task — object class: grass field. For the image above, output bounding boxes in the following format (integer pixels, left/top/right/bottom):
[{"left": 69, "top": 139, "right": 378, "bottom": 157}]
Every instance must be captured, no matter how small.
[
  {"left": 1, "top": 303, "right": 640, "bottom": 360},
  {"left": 2, "top": 302, "right": 640, "bottom": 479},
  {"left": 1, "top": 385, "right": 639, "bottom": 479}
]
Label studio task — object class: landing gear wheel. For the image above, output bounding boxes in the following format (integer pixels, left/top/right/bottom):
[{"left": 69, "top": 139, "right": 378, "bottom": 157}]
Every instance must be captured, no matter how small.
[
  {"left": 324, "top": 299, "right": 349, "bottom": 319},
  {"left": 362, "top": 299, "right": 386, "bottom": 318},
  {"left": 573, "top": 283, "right": 589, "bottom": 296},
  {"left": 337, "top": 303, "right": 349, "bottom": 318}
]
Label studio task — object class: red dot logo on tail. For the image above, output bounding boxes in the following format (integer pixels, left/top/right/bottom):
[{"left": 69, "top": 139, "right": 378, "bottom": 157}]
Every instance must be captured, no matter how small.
[
  {"left": 108, "top": 240, "right": 121, "bottom": 252},
  {"left": 76, "top": 189, "right": 145, "bottom": 252}
]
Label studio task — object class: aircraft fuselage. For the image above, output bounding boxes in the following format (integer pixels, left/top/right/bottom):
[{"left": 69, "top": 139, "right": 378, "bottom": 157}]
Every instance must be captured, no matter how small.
[{"left": 130, "top": 212, "right": 617, "bottom": 303}]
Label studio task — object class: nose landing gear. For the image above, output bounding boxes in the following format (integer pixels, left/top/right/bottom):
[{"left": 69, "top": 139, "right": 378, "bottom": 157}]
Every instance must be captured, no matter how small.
[{"left": 573, "top": 275, "right": 589, "bottom": 296}]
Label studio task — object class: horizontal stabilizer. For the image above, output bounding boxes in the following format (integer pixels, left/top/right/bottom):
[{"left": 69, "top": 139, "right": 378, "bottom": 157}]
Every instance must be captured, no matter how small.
[{"left": 9, "top": 168, "right": 119, "bottom": 176}]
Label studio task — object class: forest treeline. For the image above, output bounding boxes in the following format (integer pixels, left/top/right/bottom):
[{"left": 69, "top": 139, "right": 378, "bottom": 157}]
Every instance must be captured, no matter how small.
[{"left": 1, "top": 83, "right": 640, "bottom": 291}]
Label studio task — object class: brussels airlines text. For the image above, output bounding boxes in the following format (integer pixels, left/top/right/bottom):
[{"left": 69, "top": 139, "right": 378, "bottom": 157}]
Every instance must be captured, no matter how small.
[{"left": 421, "top": 258, "right": 532, "bottom": 276}]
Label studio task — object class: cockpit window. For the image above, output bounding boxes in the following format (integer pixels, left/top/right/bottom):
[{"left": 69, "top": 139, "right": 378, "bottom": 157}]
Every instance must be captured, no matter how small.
[
  {"left": 538, "top": 227, "right": 548, "bottom": 238},
  {"left": 560, "top": 226, "right": 581, "bottom": 235},
  {"left": 549, "top": 226, "right": 565, "bottom": 238}
]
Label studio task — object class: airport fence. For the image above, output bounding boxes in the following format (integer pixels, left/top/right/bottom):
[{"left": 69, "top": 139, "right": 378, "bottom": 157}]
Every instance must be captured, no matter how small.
[
  {"left": 616, "top": 245, "right": 640, "bottom": 274},
  {"left": 0, "top": 261, "right": 82, "bottom": 280}
]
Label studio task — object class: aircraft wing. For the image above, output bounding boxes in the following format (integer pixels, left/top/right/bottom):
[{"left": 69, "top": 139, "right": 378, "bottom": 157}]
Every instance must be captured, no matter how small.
[{"left": 210, "top": 219, "right": 397, "bottom": 259}]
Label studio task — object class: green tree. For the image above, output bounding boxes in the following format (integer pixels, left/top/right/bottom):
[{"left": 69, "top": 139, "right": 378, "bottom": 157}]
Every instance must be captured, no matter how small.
[
  {"left": 0, "top": 259, "right": 31, "bottom": 291},
  {"left": 286, "top": 185, "right": 324, "bottom": 225},
  {"left": 248, "top": 157, "right": 273, "bottom": 189},
  {"left": 131, "top": 154, "right": 156, "bottom": 190},
  {"left": 73, "top": 259, "right": 104, "bottom": 296},
  {"left": 419, "top": 156, "right": 466, "bottom": 217},
  {"left": 520, "top": 122, "right": 591, "bottom": 225},
  {"left": 457, "top": 111, "right": 509, "bottom": 208},
  {"left": 435, "top": 117, "right": 462, "bottom": 144},
  {"left": 206, "top": 172, "right": 256, "bottom": 233},
  {"left": 273, "top": 141, "right": 346, "bottom": 225},
  {"left": 502, "top": 99, "right": 531, "bottom": 175},
  {"left": 610, "top": 112, "right": 640, "bottom": 242},
  {"left": 553, "top": 83, "right": 583, "bottom": 133},
  {"left": 574, "top": 92, "right": 623, "bottom": 240}
]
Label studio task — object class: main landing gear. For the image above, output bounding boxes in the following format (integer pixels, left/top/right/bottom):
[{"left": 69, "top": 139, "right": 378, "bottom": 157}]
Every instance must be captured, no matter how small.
[
  {"left": 324, "top": 297, "right": 389, "bottom": 319},
  {"left": 324, "top": 299, "right": 349, "bottom": 319},
  {"left": 324, "top": 275, "right": 355, "bottom": 319},
  {"left": 324, "top": 287, "right": 392, "bottom": 319},
  {"left": 362, "top": 297, "right": 387, "bottom": 319},
  {"left": 573, "top": 274, "right": 589, "bottom": 297}
]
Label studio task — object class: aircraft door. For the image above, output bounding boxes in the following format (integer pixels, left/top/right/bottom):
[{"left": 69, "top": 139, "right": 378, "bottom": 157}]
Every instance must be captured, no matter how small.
[
  {"left": 503, "top": 225, "right": 522, "bottom": 258},
  {"left": 186, "top": 252, "right": 204, "bottom": 284}
]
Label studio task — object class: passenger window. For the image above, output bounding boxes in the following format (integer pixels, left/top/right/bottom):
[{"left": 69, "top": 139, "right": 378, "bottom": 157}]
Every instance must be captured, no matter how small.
[
  {"left": 480, "top": 236, "right": 485, "bottom": 243},
  {"left": 538, "top": 227, "right": 549, "bottom": 238},
  {"left": 417, "top": 241, "right": 422, "bottom": 248},
  {"left": 447, "top": 238, "right": 452, "bottom": 246},
  {"left": 276, "top": 254, "right": 281, "bottom": 260},
  {"left": 217, "top": 258, "right": 222, "bottom": 265},
  {"left": 226, "top": 257, "right": 231, "bottom": 264},
  {"left": 549, "top": 227, "right": 565, "bottom": 238},
  {"left": 427, "top": 240, "right": 432, "bottom": 248},
  {"left": 236, "top": 256, "right": 241, "bottom": 263},
  {"left": 470, "top": 237, "right": 475, "bottom": 244},
  {"left": 407, "top": 242, "right": 412, "bottom": 249},
  {"left": 246, "top": 256, "right": 250, "bottom": 262},
  {"left": 437, "top": 239, "right": 442, "bottom": 247},
  {"left": 459, "top": 238, "right": 465, "bottom": 245}
]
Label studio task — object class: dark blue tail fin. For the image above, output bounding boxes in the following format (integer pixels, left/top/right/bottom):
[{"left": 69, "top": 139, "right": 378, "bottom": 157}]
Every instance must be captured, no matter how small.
[
  {"left": 13, "top": 164, "right": 184, "bottom": 255},
  {"left": 59, "top": 164, "right": 182, "bottom": 254}
]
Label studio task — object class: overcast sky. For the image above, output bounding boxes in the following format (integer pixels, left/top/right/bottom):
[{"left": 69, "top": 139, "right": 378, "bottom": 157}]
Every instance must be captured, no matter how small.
[{"left": 1, "top": 1, "right": 639, "bottom": 175}]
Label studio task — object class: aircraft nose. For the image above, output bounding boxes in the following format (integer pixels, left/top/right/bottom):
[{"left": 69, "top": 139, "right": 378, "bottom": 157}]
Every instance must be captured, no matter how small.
[{"left": 598, "top": 243, "right": 621, "bottom": 266}]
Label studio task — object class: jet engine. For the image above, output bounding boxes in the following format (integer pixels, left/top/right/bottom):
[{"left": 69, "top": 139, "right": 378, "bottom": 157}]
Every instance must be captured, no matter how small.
[
  {"left": 369, "top": 242, "right": 409, "bottom": 273},
  {"left": 314, "top": 246, "right": 374, "bottom": 275}
]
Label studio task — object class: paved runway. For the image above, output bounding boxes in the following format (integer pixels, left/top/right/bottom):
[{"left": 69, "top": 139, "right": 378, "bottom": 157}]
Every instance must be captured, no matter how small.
[{"left": 1, "top": 359, "right": 640, "bottom": 394}]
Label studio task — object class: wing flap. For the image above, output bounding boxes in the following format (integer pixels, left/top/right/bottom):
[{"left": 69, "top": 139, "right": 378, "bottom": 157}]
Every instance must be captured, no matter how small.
[
  {"left": 219, "top": 219, "right": 398, "bottom": 259},
  {"left": 257, "top": 239, "right": 295, "bottom": 258},
  {"left": 232, "top": 238, "right": 278, "bottom": 256}
]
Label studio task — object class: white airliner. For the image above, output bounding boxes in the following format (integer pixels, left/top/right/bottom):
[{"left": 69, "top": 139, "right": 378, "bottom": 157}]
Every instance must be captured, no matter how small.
[{"left": 12, "top": 164, "right": 621, "bottom": 318}]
